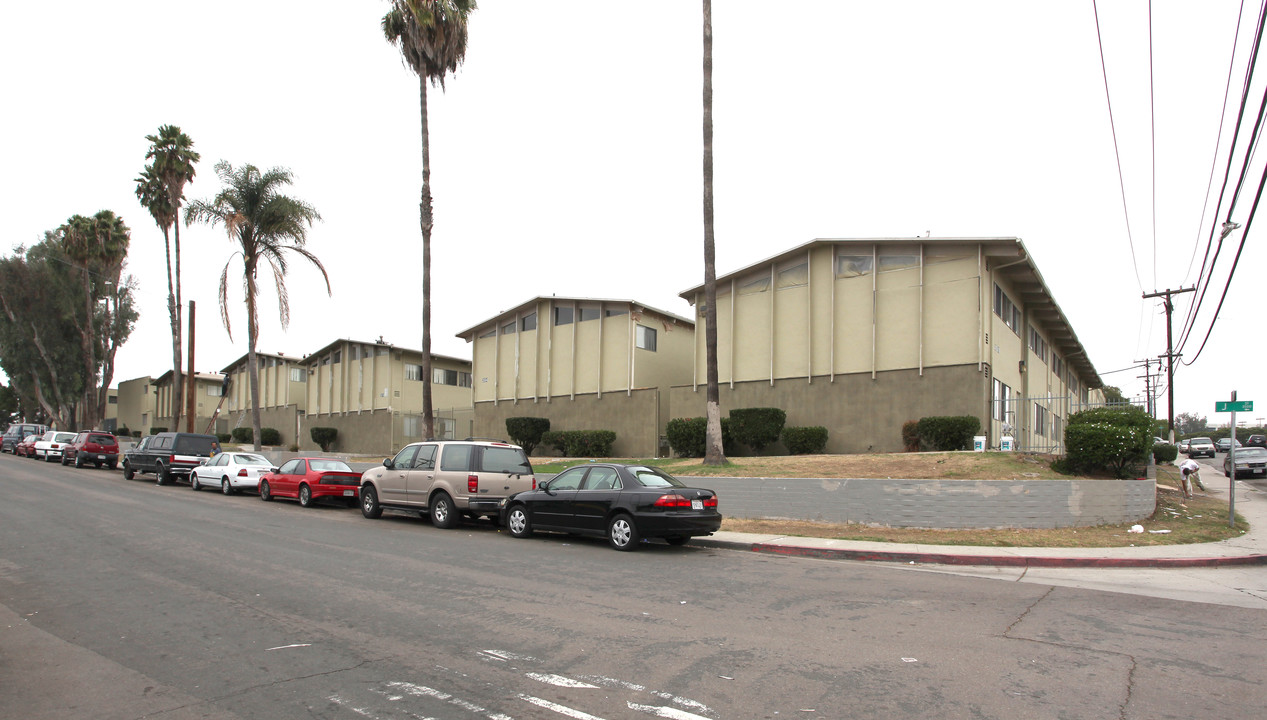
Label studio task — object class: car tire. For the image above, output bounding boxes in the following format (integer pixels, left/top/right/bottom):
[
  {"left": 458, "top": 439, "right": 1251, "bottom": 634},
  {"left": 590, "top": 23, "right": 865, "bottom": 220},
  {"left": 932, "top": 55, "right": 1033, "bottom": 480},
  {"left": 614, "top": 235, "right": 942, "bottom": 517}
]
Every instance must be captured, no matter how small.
[
  {"left": 360, "top": 484, "right": 382, "bottom": 519},
  {"left": 62, "top": 454, "right": 70, "bottom": 466},
  {"left": 608, "top": 514, "right": 640, "bottom": 551},
  {"left": 666, "top": 536, "right": 689, "bottom": 546},
  {"left": 123, "top": 461, "right": 135, "bottom": 480},
  {"left": 298, "top": 484, "right": 312, "bottom": 508},
  {"left": 156, "top": 463, "right": 170, "bottom": 486},
  {"left": 260, "top": 479, "right": 273, "bottom": 501},
  {"left": 191, "top": 475, "right": 202, "bottom": 491},
  {"left": 430, "top": 492, "right": 457, "bottom": 529},
  {"left": 221, "top": 477, "right": 234, "bottom": 496},
  {"left": 507, "top": 505, "right": 532, "bottom": 538},
  {"left": 108, "top": 462, "right": 117, "bottom": 471}
]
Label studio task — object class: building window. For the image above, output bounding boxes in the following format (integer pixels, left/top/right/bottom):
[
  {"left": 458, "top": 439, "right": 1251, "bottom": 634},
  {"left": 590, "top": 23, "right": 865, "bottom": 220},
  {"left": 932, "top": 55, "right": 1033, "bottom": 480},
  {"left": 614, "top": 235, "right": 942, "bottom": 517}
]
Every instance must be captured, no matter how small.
[
  {"left": 1052, "top": 414, "right": 1063, "bottom": 441},
  {"left": 604, "top": 307, "right": 627, "bottom": 317},
  {"left": 776, "top": 261, "right": 808, "bottom": 289},
  {"left": 478, "top": 327, "right": 496, "bottom": 339},
  {"left": 433, "top": 368, "right": 471, "bottom": 387},
  {"left": 435, "top": 417, "right": 456, "bottom": 440},
  {"left": 1034, "top": 403, "right": 1048, "bottom": 437},
  {"left": 878, "top": 250, "right": 918, "bottom": 271},
  {"left": 554, "top": 306, "right": 574, "bottom": 326},
  {"left": 579, "top": 306, "right": 601, "bottom": 322},
  {"left": 108, "top": 395, "right": 118, "bottom": 404},
  {"left": 992, "top": 378, "right": 1013, "bottom": 422},
  {"left": 459, "top": 371, "right": 472, "bottom": 388},
  {"left": 635, "top": 325, "right": 657, "bottom": 351},
  {"left": 738, "top": 273, "right": 770, "bottom": 295},
  {"left": 835, "top": 253, "right": 873, "bottom": 278},
  {"left": 290, "top": 368, "right": 306, "bottom": 382},
  {"left": 207, "top": 384, "right": 222, "bottom": 397},
  {"left": 332, "top": 350, "right": 341, "bottom": 363},
  {"left": 405, "top": 364, "right": 423, "bottom": 381},
  {"left": 993, "top": 283, "right": 1020, "bottom": 335},
  {"left": 1028, "top": 325, "right": 1048, "bottom": 364},
  {"left": 501, "top": 320, "right": 516, "bottom": 335},
  {"left": 403, "top": 416, "right": 420, "bottom": 438},
  {"left": 521, "top": 312, "right": 537, "bottom": 331}
]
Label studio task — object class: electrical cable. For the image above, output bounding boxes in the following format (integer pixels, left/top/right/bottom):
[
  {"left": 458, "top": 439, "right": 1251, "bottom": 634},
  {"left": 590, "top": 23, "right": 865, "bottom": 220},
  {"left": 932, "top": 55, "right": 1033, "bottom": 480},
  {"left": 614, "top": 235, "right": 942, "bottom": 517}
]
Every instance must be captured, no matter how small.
[{"left": 1093, "top": 0, "right": 1146, "bottom": 294}]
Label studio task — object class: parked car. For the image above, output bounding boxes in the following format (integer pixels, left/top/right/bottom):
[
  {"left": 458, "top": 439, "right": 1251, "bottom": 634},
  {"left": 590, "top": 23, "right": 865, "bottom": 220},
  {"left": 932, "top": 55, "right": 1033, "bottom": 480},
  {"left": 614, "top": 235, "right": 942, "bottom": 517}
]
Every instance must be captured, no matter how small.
[
  {"left": 1224, "top": 447, "right": 1267, "bottom": 479},
  {"left": 62, "top": 431, "right": 119, "bottom": 469},
  {"left": 1186, "top": 437, "right": 1216, "bottom": 458},
  {"left": 359, "top": 439, "right": 536, "bottom": 527},
  {"left": 499, "top": 463, "right": 722, "bottom": 551},
  {"left": 1177, "top": 438, "right": 1191, "bottom": 453},
  {"left": 122, "top": 432, "right": 221, "bottom": 485},
  {"left": 1215, "top": 437, "right": 1242, "bottom": 453},
  {"left": 33, "top": 431, "right": 78, "bottom": 462},
  {"left": 259, "top": 457, "right": 361, "bottom": 507},
  {"left": 14, "top": 434, "right": 41, "bottom": 458},
  {"left": 2, "top": 423, "right": 48, "bottom": 453},
  {"left": 1246, "top": 434, "right": 1267, "bottom": 449},
  {"left": 190, "top": 452, "right": 272, "bottom": 494}
]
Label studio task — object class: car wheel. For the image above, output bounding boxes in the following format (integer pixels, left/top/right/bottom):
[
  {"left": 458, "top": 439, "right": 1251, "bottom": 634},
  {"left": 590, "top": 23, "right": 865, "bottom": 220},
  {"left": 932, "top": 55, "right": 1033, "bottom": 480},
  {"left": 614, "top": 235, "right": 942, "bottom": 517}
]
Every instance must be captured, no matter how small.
[
  {"left": 260, "top": 479, "right": 273, "bottom": 501},
  {"left": 123, "top": 461, "right": 135, "bottom": 480},
  {"left": 191, "top": 475, "right": 202, "bottom": 491},
  {"left": 108, "top": 462, "right": 117, "bottom": 471},
  {"left": 666, "top": 536, "right": 689, "bottom": 546},
  {"left": 298, "top": 484, "right": 313, "bottom": 508},
  {"left": 507, "top": 505, "right": 532, "bottom": 538},
  {"left": 62, "top": 454, "right": 70, "bottom": 466},
  {"left": 221, "top": 477, "right": 234, "bottom": 496},
  {"left": 430, "top": 492, "right": 457, "bottom": 529},
  {"left": 360, "top": 485, "right": 382, "bottom": 518},
  {"left": 156, "top": 463, "right": 170, "bottom": 486},
  {"left": 608, "top": 514, "right": 640, "bottom": 551}
]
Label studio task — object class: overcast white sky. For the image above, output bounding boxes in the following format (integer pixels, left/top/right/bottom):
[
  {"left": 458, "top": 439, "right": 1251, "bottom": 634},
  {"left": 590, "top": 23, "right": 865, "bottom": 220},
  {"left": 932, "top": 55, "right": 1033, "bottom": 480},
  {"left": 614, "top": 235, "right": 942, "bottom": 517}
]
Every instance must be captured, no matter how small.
[{"left": 2, "top": 1, "right": 1264, "bottom": 427}]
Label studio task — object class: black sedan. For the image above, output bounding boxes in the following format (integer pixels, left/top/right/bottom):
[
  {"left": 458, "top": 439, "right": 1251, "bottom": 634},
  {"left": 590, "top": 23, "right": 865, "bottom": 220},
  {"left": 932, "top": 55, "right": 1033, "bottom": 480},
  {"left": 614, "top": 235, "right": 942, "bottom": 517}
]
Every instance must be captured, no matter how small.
[{"left": 499, "top": 463, "right": 721, "bottom": 551}]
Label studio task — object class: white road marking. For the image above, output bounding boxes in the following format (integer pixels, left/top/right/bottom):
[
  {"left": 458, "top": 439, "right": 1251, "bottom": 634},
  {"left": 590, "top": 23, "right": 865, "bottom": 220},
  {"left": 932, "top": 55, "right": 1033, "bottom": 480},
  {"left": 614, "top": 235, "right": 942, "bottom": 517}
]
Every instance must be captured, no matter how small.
[
  {"left": 627, "top": 702, "right": 714, "bottom": 720},
  {"left": 518, "top": 694, "right": 608, "bottom": 720},
  {"left": 266, "top": 643, "right": 311, "bottom": 651},
  {"left": 526, "top": 672, "right": 599, "bottom": 689}
]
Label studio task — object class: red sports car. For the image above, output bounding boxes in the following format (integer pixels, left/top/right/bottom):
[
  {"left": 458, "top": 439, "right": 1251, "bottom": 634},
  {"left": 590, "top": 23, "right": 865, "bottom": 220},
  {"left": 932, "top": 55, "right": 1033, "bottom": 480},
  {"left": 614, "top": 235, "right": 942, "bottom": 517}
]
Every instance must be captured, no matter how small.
[{"left": 259, "top": 457, "right": 360, "bottom": 508}]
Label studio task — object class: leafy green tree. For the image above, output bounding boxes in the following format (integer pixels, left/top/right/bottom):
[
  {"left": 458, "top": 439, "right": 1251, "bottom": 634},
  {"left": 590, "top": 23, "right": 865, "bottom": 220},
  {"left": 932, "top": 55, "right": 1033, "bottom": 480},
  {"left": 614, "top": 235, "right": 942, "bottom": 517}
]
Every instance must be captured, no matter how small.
[
  {"left": 1102, "top": 385, "right": 1128, "bottom": 405},
  {"left": 1175, "top": 411, "right": 1207, "bottom": 436},
  {"left": 0, "top": 382, "right": 23, "bottom": 426},
  {"left": 382, "top": 0, "right": 475, "bottom": 441},
  {"left": 185, "top": 161, "right": 327, "bottom": 451},
  {"left": 136, "top": 125, "right": 200, "bottom": 430}
]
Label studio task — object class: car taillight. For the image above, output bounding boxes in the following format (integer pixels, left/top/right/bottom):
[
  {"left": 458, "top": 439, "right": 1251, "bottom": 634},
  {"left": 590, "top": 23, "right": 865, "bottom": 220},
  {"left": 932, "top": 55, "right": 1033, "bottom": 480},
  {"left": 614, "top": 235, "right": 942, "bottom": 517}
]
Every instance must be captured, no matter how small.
[
  {"left": 701, "top": 496, "right": 718, "bottom": 508},
  {"left": 532, "top": 477, "right": 537, "bottom": 490},
  {"left": 238, "top": 469, "right": 248, "bottom": 477},
  {"left": 468, "top": 474, "right": 479, "bottom": 493},
  {"left": 654, "top": 493, "right": 692, "bottom": 508}
]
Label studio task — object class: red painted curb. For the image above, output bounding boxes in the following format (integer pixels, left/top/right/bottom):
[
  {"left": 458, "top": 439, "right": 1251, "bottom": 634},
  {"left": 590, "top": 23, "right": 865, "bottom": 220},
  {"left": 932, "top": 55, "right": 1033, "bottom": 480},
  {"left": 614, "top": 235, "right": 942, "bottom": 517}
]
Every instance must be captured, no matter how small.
[{"left": 749, "top": 543, "right": 1267, "bottom": 568}]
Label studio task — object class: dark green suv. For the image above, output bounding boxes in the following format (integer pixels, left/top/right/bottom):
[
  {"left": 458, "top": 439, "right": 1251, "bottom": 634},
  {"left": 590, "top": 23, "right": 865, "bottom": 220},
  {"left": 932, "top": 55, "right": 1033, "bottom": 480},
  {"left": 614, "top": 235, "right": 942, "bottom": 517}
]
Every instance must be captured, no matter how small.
[{"left": 122, "top": 432, "right": 221, "bottom": 485}]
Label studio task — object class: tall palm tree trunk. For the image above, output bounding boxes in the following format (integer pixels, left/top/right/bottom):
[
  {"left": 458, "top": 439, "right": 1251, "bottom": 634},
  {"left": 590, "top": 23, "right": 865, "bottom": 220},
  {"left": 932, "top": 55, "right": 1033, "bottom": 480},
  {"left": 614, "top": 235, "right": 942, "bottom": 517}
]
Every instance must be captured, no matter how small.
[
  {"left": 162, "top": 224, "right": 183, "bottom": 430},
  {"left": 419, "top": 74, "right": 435, "bottom": 441},
  {"left": 245, "top": 260, "right": 262, "bottom": 451},
  {"left": 173, "top": 214, "right": 184, "bottom": 431},
  {"left": 702, "top": 0, "right": 726, "bottom": 465}
]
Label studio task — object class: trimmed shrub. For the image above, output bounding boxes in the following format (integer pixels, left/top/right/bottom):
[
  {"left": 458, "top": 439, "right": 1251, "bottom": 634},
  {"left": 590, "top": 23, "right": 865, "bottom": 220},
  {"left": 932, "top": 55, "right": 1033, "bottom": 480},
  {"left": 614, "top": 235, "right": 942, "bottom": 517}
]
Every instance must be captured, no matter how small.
[
  {"left": 230, "top": 427, "right": 253, "bottom": 443},
  {"left": 1065, "top": 405, "right": 1153, "bottom": 478},
  {"left": 782, "top": 426, "right": 828, "bottom": 455},
  {"left": 728, "top": 407, "right": 786, "bottom": 454},
  {"left": 1153, "top": 442, "right": 1178, "bottom": 464},
  {"left": 539, "top": 430, "right": 616, "bottom": 457},
  {"left": 117, "top": 426, "right": 131, "bottom": 438},
  {"left": 505, "top": 417, "right": 550, "bottom": 455},
  {"left": 150, "top": 427, "right": 167, "bottom": 435},
  {"left": 216, "top": 433, "right": 232, "bottom": 443},
  {"left": 132, "top": 430, "right": 142, "bottom": 438},
  {"left": 310, "top": 427, "right": 338, "bottom": 452},
  {"left": 916, "top": 416, "right": 980, "bottom": 451},
  {"left": 260, "top": 428, "right": 281, "bottom": 446},
  {"left": 901, "top": 420, "right": 921, "bottom": 452},
  {"left": 666, "top": 416, "right": 733, "bottom": 457}
]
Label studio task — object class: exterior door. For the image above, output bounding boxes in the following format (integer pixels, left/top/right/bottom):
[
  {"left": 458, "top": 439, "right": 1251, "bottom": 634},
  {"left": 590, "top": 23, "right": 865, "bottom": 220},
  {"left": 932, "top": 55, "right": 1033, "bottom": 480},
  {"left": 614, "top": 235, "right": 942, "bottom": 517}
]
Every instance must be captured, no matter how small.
[
  {"left": 533, "top": 467, "right": 584, "bottom": 529},
  {"left": 406, "top": 444, "right": 438, "bottom": 505},
  {"left": 573, "top": 466, "right": 622, "bottom": 532},
  {"left": 381, "top": 445, "right": 418, "bottom": 505}
]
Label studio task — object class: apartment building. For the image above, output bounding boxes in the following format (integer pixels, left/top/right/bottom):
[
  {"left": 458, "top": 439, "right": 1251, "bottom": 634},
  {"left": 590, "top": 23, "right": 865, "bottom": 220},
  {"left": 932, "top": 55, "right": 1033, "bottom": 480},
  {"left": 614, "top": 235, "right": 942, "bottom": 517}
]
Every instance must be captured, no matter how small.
[
  {"left": 457, "top": 297, "right": 694, "bottom": 456},
  {"left": 152, "top": 370, "right": 229, "bottom": 435},
  {"left": 675, "top": 237, "right": 1104, "bottom": 453}
]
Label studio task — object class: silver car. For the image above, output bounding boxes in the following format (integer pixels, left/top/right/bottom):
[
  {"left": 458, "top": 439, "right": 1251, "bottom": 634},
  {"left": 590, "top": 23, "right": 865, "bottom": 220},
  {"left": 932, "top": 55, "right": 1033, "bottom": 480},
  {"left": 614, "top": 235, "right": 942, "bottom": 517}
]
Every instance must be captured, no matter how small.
[{"left": 1186, "top": 437, "right": 1216, "bottom": 459}]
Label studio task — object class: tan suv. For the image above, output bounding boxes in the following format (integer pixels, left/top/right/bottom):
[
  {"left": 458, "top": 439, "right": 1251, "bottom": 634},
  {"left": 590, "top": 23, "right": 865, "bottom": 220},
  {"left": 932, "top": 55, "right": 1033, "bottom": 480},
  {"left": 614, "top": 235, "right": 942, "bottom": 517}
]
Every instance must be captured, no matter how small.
[{"left": 359, "top": 439, "right": 536, "bottom": 528}]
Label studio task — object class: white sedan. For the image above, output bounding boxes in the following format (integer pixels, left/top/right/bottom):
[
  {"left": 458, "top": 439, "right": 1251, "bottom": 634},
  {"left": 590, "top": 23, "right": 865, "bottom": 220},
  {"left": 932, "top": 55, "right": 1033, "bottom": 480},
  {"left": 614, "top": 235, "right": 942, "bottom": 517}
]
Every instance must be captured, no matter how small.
[
  {"left": 34, "top": 431, "right": 78, "bottom": 462},
  {"left": 191, "top": 452, "right": 273, "bottom": 495}
]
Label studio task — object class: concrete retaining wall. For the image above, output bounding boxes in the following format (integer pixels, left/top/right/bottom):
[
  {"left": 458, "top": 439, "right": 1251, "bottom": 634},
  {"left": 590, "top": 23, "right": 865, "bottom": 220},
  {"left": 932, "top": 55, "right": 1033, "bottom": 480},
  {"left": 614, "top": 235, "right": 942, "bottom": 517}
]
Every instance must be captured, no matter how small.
[{"left": 659, "top": 476, "right": 1156, "bottom": 529}]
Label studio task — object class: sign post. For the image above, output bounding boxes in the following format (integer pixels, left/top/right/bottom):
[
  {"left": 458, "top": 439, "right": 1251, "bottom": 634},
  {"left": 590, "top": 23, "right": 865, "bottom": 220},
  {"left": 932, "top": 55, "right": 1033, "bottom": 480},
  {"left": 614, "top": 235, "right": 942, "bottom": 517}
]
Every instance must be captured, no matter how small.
[{"left": 1215, "top": 394, "right": 1254, "bottom": 528}]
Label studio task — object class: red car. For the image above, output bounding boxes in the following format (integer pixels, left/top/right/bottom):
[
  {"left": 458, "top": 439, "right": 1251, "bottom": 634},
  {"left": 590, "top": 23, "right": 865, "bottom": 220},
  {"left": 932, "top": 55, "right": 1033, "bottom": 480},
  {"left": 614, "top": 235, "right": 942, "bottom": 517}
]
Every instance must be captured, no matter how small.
[
  {"left": 259, "top": 457, "right": 360, "bottom": 508},
  {"left": 62, "top": 431, "right": 120, "bottom": 469},
  {"left": 15, "top": 434, "right": 40, "bottom": 458}
]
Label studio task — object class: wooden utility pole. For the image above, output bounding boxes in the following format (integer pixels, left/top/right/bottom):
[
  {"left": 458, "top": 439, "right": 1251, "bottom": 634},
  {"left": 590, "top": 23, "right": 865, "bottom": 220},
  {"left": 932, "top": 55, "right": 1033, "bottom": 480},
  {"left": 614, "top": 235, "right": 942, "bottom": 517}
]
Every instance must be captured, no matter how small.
[
  {"left": 186, "top": 300, "right": 196, "bottom": 432},
  {"left": 1142, "top": 287, "right": 1194, "bottom": 443}
]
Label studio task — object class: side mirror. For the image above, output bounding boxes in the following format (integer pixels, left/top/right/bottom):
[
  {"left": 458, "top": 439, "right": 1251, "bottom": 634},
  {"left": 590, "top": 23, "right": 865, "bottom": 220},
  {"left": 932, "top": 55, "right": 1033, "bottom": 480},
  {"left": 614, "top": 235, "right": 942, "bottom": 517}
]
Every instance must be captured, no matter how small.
[
  {"left": 540, "top": 479, "right": 553, "bottom": 494},
  {"left": 383, "top": 458, "right": 394, "bottom": 470},
  {"left": 270, "top": 467, "right": 281, "bottom": 474}
]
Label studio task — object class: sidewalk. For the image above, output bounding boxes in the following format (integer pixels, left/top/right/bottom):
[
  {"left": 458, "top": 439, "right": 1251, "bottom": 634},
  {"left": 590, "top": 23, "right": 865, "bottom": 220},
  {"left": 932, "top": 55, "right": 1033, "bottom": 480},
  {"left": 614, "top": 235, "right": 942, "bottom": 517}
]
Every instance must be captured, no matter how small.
[{"left": 694, "top": 477, "right": 1267, "bottom": 568}]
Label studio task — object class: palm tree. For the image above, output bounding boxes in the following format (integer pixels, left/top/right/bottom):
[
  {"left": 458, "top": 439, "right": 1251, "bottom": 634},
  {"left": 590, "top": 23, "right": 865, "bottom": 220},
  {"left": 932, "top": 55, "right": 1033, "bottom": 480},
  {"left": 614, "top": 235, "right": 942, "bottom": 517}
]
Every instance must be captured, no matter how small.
[
  {"left": 702, "top": 0, "right": 726, "bottom": 465},
  {"left": 382, "top": 0, "right": 475, "bottom": 440},
  {"left": 185, "top": 161, "right": 327, "bottom": 451},
  {"left": 137, "top": 125, "right": 200, "bottom": 431}
]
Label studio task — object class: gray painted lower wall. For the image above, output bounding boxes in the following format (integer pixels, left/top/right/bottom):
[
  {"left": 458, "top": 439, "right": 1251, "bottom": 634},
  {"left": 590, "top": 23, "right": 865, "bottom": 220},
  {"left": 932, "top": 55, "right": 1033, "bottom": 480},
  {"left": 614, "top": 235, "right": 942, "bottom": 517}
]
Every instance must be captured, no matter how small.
[
  {"left": 472, "top": 389, "right": 661, "bottom": 457},
  {"left": 690, "top": 476, "right": 1156, "bottom": 529}
]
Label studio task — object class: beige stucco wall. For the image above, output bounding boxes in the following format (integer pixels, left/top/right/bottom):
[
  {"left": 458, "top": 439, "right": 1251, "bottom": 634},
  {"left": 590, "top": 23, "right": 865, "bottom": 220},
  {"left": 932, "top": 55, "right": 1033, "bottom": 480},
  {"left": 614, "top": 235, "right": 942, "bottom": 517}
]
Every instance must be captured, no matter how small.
[
  {"left": 670, "top": 364, "right": 988, "bottom": 455},
  {"left": 471, "top": 388, "right": 661, "bottom": 457},
  {"left": 116, "top": 376, "right": 155, "bottom": 436},
  {"left": 303, "top": 341, "right": 471, "bottom": 420}
]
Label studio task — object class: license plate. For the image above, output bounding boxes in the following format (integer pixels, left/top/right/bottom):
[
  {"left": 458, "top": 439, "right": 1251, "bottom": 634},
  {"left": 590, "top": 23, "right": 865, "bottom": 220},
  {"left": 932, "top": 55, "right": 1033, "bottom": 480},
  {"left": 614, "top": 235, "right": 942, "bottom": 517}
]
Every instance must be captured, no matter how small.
[
  {"left": 691, "top": 499, "right": 703, "bottom": 510},
  {"left": 97, "top": 455, "right": 106, "bottom": 460},
  {"left": 343, "top": 490, "right": 354, "bottom": 497}
]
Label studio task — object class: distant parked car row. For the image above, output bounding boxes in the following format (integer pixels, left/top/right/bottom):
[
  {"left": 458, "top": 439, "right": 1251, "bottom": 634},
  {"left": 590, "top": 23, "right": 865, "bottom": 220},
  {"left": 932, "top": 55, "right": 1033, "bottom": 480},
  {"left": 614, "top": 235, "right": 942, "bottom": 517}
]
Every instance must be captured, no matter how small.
[{"left": 11, "top": 430, "right": 724, "bottom": 552}]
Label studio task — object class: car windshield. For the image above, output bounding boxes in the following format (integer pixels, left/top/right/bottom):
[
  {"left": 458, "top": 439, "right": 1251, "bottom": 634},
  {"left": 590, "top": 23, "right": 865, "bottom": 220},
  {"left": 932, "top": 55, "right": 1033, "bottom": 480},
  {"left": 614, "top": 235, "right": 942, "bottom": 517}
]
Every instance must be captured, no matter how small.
[
  {"left": 309, "top": 459, "right": 352, "bottom": 472},
  {"left": 54, "top": 433, "right": 77, "bottom": 442},
  {"left": 235, "top": 454, "right": 271, "bottom": 466},
  {"left": 627, "top": 466, "right": 686, "bottom": 488}
]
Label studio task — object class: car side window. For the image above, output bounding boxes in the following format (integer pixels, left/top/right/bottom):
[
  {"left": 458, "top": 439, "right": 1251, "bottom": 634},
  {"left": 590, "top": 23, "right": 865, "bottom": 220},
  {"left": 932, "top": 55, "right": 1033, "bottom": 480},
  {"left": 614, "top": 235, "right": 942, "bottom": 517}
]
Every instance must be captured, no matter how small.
[
  {"left": 414, "top": 444, "right": 437, "bottom": 470},
  {"left": 392, "top": 445, "right": 419, "bottom": 469},
  {"left": 278, "top": 459, "right": 302, "bottom": 474},
  {"left": 582, "top": 467, "right": 620, "bottom": 491},
  {"left": 155, "top": 436, "right": 172, "bottom": 450},
  {"left": 549, "top": 468, "right": 585, "bottom": 492},
  {"left": 439, "top": 444, "right": 472, "bottom": 472}
]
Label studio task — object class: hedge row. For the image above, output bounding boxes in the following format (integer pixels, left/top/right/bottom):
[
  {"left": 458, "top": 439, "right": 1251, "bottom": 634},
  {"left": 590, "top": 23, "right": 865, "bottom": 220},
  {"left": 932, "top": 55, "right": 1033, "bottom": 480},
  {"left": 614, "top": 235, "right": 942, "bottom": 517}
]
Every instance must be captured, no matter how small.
[
  {"left": 230, "top": 427, "right": 282, "bottom": 445},
  {"left": 505, "top": 417, "right": 551, "bottom": 455},
  {"left": 1063, "top": 405, "right": 1153, "bottom": 478},
  {"left": 540, "top": 430, "right": 616, "bottom": 457},
  {"left": 666, "top": 408, "right": 829, "bottom": 457}
]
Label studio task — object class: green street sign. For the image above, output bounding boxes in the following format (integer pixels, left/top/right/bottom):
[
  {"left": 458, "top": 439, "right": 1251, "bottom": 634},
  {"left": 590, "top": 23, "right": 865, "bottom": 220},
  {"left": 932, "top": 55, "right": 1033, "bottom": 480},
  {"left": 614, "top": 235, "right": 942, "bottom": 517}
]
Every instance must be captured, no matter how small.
[{"left": 1215, "top": 400, "right": 1253, "bottom": 412}]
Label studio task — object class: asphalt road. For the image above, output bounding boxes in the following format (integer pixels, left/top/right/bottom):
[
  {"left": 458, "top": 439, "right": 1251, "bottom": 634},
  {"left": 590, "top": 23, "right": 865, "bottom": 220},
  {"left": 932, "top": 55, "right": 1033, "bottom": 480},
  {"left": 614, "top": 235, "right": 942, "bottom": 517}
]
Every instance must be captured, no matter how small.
[{"left": 2, "top": 452, "right": 1266, "bottom": 719}]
